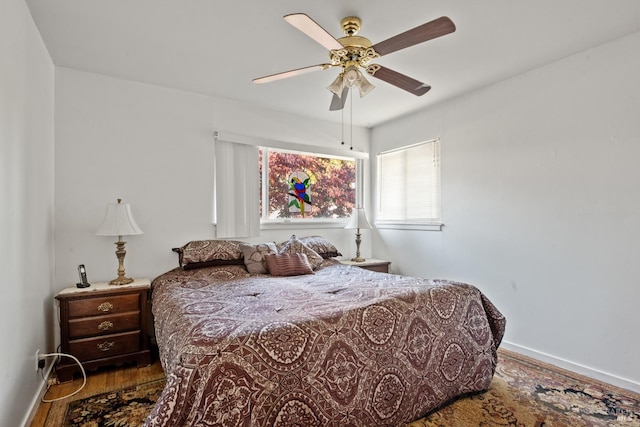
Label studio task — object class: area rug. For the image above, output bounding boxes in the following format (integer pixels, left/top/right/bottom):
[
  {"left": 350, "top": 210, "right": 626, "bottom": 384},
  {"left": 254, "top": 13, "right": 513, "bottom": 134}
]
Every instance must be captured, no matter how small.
[
  {"left": 45, "top": 378, "right": 166, "bottom": 427},
  {"left": 45, "top": 349, "right": 640, "bottom": 426},
  {"left": 408, "top": 349, "right": 640, "bottom": 427}
]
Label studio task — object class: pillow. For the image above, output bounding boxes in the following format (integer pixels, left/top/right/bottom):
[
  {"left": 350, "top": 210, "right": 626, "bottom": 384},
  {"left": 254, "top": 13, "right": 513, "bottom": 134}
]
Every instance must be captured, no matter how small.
[
  {"left": 299, "top": 236, "right": 342, "bottom": 259},
  {"left": 277, "top": 235, "right": 324, "bottom": 270},
  {"left": 174, "top": 240, "right": 245, "bottom": 270},
  {"left": 240, "top": 242, "right": 277, "bottom": 274},
  {"left": 265, "top": 253, "right": 314, "bottom": 277}
]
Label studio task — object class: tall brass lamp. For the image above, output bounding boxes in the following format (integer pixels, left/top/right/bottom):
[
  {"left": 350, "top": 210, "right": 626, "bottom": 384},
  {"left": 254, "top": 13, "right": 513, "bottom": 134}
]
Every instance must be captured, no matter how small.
[
  {"left": 345, "top": 207, "right": 372, "bottom": 262},
  {"left": 96, "top": 199, "right": 143, "bottom": 285}
]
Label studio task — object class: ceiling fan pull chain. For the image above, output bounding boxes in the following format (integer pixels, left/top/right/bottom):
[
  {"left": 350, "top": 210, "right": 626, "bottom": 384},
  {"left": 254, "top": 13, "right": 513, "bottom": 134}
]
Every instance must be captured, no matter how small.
[
  {"left": 350, "top": 93, "right": 353, "bottom": 150},
  {"left": 341, "top": 105, "right": 345, "bottom": 146}
]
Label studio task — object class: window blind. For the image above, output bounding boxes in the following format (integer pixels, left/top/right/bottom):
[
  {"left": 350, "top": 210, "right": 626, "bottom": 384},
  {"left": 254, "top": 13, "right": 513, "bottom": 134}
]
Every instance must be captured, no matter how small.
[
  {"left": 377, "top": 139, "right": 441, "bottom": 224},
  {"left": 214, "top": 140, "right": 260, "bottom": 238}
]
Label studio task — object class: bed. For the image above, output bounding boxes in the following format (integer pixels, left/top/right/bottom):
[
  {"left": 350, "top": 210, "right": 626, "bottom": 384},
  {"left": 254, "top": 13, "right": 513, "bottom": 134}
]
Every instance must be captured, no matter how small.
[{"left": 145, "top": 237, "right": 505, "bottom": 426}]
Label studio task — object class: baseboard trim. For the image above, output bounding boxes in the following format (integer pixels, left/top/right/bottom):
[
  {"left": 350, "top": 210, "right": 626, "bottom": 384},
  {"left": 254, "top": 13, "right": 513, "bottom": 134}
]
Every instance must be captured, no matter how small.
[
  {"left": 21, "top": 362, "right": 55, "bottom": 427},
  {"left": 501, "top": 340, "right": 640, "bottom": 394}
]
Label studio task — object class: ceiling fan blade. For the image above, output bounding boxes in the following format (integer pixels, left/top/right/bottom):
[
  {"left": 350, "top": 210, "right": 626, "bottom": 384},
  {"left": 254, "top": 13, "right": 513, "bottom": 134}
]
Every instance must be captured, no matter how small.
[
  {"left": 253, "top": 64, "right": 331, "bottom": 84},
  {"left": 284, "top": 13, "right": 344, "bottom": 51},
  {"left": 366, "top": 65, "right": 431, "bottom": 96},
  {"left": 372, "top": 16, "right": 455, "bottom": 57},
  {"left": 329, "top": 86, "right": 349, "bottom": 111}
]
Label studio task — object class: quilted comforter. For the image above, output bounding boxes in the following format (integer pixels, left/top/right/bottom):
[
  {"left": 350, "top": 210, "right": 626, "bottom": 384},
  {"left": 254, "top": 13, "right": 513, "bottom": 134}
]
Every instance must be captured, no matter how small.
[{"left": 146, "top": 261, "right": 505, "bottom": 426}]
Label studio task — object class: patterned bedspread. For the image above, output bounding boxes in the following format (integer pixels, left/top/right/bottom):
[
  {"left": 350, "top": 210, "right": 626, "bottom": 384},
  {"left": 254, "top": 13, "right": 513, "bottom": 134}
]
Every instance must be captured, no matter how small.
[{"left": 146, "top": 261, "right": 505, "bottom": 426}]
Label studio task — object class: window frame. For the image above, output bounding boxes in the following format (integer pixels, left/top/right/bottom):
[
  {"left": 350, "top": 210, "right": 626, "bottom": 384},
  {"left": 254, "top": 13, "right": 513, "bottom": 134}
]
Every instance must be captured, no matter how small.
[
  {"left": 212, "top": 131, "right": 368, "bottom": 231},
  {"left": 375, "top": 139, "right": 443, "bottom": 231}
]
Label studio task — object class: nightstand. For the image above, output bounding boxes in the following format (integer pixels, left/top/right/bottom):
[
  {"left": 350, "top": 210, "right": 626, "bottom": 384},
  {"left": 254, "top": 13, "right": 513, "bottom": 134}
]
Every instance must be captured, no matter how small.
[
  {"left": 55, "top": 279, "right": 151, "bottom": 382},
  {"left": 339, "top": 258, "right": 391, "bottom": 273}
]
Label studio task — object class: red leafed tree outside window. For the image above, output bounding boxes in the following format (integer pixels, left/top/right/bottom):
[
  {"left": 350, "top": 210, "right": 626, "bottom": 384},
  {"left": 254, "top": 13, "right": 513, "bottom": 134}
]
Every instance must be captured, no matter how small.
[{"left": 260, "top": 148, "right": 356, "bottom": 219}]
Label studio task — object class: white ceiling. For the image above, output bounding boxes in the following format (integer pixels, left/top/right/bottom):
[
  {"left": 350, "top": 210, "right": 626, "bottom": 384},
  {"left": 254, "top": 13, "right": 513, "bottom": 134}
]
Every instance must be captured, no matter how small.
[{"left": 25, "top": 0, "right": 640, "bottom": 127}]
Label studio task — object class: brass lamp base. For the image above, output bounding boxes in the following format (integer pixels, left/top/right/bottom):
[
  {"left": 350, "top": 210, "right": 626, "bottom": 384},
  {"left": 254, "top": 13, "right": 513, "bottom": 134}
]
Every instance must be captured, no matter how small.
[
  {"left": 351, "top": 229, "right": 366, "bottom": 262},
  {"left": 109, "top": 238, "right": 134, "bottom": 286},
  {"left": 109, "top": 276, "right": 134, "bottom": 286}
]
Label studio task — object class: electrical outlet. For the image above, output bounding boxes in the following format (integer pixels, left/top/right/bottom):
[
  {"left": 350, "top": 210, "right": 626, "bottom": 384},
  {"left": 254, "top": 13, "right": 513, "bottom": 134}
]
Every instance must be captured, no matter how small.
[{"left": 35, "top": 349, "right": 46, "bottom": 371}]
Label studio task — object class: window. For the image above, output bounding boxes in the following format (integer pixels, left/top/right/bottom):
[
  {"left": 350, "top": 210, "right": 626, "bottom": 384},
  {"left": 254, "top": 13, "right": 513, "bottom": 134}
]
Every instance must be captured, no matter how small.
[
  {"left": 214, "top": 132, "right": 367, "bottom": 236},
  {"left": 260, "top": 147, "right": 356, "bottom": 221},
  {"left": 377, "top": 139, "right": 441, "bottom": 229}
]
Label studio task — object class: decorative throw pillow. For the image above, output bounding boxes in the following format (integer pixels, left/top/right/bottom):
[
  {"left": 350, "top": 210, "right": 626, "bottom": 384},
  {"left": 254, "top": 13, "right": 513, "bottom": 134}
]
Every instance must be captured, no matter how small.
[
  {"left": 277, "top": 235, "right": 324, "bottom": 270},
  {"left": 299, "top": 235, "right": 342, "bottom": 259},
  {"left": 175, "top": 240, "right": 245, "bottom": 270},
  {"left": 265, "top": 253, "right": 314, "bottom": 276},
  {"left": 240, "top": 242, "right": 277, "bottom": 274}
]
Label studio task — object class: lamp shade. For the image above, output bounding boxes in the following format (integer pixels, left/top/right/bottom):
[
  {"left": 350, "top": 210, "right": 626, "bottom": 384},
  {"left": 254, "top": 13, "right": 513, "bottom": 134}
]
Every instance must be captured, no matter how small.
[
  {"left": 344, "top": 67, "right": 359, "bottom": 86},
  {"left": 345, "top": 207, "right": 372, "bottom": 230},
  {"left": 96, "top": 199, "right": 143, "bottom": 236},
  {"left": 327, "top": 73, "right": 345, "bottom": 96},
  {"left": 356, "top": 72, "right": 375, "bottom": 97}
]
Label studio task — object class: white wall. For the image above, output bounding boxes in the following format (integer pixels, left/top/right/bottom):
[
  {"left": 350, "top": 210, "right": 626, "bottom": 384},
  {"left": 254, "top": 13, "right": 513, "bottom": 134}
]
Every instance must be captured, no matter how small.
[
  {"left": 371, "top": 31, "right": 640, "bottom": 390},
  {"left": 54, "top": 68, "right": 371, "bottom": 291},
  {"left": 0, "top": 0, "right": 55, "bottom": 425}
]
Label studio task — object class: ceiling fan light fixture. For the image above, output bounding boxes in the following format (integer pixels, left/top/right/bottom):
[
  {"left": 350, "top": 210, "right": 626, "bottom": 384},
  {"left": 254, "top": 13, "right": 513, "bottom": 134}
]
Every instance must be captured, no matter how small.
[
  {"left": 342, "top": 66, "right": 374, "bottom": 97},
  {"left": 328, "top": 66, "right": 373, "bottom": 99}
]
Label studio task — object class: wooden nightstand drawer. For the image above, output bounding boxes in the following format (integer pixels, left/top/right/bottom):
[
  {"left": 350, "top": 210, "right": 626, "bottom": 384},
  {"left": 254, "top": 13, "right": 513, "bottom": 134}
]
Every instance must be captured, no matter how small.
[
  {"left": 68, "top": 311, "right": 140, "bottom": 338},
  {"left": 339, "top": 259, "right": 391, "bottom": 273},
  {"left": 362, "top": 263, "right": 390, "bottom": 273},
  {"left": 68, "top": 293, "right": 140, "bottom": 318},
  {"left": 69, "top": 331, "right": 141, "bottom": 361}
]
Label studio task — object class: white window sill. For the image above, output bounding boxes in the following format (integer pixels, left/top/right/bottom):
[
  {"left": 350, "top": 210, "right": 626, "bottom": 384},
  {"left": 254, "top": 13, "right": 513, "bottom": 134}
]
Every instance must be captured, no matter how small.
[
  {"left": 374, "top": 222, "right": 443, "bottom": 231},
  {"left": 260, "top": 219, "right": 350, "bottom": 230}
]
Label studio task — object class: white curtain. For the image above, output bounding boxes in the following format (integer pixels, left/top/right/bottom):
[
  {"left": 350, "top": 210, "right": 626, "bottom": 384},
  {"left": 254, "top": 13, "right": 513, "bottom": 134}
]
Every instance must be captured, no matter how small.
[{"left": 214, "top": 140, "right": 260, "bottom": 238}]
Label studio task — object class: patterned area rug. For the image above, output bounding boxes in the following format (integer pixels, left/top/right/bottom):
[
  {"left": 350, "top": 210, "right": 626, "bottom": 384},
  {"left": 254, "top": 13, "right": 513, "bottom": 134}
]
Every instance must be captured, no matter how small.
[
  {"left": 45, "top": 349, "right": 640, "bottom": 426},
  {"left": 409, "top": 349, "right": 640, "bottom": 427},
  {"left": 45, "top": 378, "right": 166, "bottom": 427}
]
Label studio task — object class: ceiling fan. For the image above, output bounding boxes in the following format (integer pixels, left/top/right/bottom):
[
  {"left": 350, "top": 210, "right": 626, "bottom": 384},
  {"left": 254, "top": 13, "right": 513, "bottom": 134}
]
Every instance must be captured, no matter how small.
[{"left": 253, "top": 13, "right": 456, "bottom": 111}]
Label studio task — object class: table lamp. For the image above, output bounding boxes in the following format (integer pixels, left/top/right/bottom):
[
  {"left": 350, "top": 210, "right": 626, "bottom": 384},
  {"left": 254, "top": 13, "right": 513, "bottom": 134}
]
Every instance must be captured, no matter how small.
[
  {"left": 96, "top": 199, "right": 143, "bottom": 285},
  {"left": 345, "top": 207, "right": 372, "bottom": 262}
]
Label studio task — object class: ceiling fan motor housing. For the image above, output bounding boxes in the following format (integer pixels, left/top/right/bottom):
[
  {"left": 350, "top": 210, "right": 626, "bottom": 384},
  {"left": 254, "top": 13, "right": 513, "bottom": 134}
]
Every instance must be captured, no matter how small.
[{"left": 331, "top": 17, "right": 379, "bottom": 69}]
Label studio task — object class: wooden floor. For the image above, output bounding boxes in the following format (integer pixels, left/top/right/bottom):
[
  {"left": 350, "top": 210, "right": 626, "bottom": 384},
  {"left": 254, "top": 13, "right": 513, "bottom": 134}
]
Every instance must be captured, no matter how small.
[{"left": 29, "top": 359, "right": 165, "bottom": 427}]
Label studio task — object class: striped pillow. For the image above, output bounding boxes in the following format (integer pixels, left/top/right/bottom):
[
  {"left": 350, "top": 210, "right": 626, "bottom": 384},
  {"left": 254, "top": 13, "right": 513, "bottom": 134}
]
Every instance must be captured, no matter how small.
[{"left": 265, "top": 253, "right": 314, "bottom": 276}]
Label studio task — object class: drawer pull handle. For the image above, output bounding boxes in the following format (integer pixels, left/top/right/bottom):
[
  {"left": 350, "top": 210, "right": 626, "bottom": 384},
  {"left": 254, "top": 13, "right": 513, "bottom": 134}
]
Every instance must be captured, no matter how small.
[
  {"left": 97, "top": 341, "right": 115, "bottom": 352},
  {"left": 97, "top": 302, "right": 114, "bottom": 312},
  {"left": 98, "top": 321, "right": 114, "bottom": 331}
]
